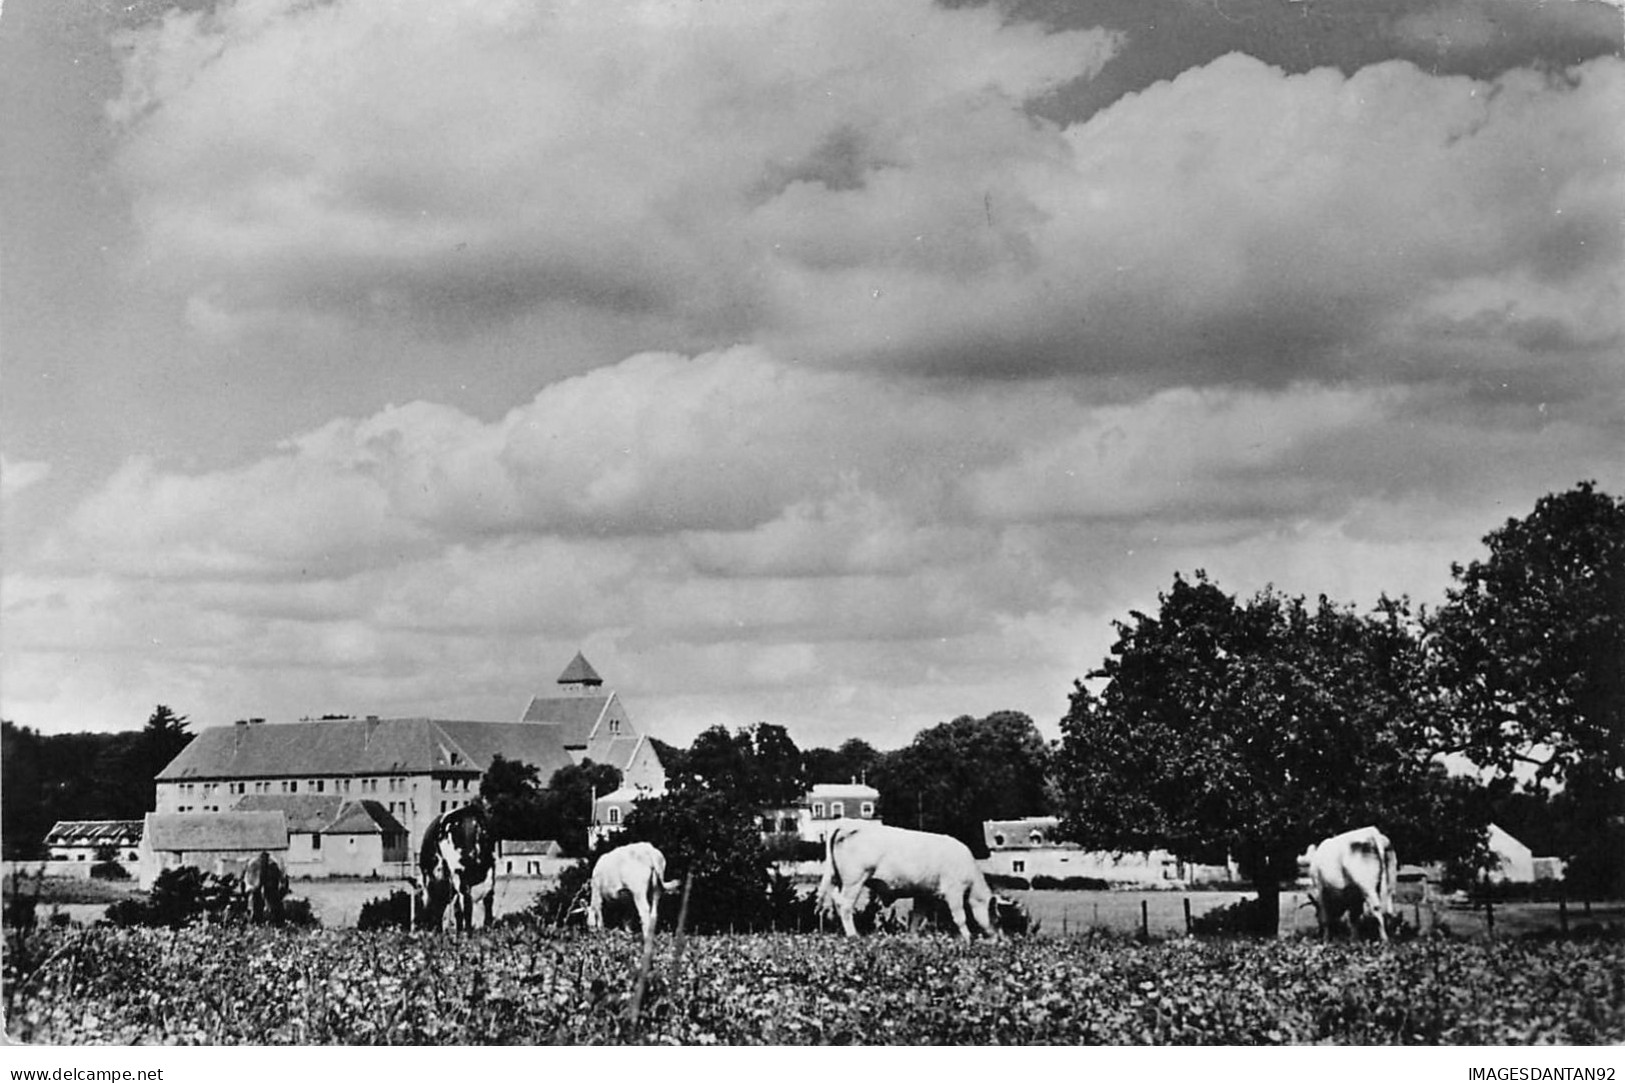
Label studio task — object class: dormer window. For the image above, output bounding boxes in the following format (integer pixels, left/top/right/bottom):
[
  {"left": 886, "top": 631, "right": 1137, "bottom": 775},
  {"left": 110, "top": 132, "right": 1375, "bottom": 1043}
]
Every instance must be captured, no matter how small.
[
  {"left": 812, "top": 802, "right": 826, "bottom": 819},
  {"left": 830, "top": 801, "right": 844, "bottom": 818},
  {"left": 608, "top": 806, "right": 621, "bottom": 825}
]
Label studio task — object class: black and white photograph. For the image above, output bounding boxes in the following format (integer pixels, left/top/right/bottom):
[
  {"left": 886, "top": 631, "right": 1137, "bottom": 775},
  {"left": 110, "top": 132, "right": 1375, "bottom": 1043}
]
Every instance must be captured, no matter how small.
[{"left": 2, "top": 0, "right": 1622, "bottom": 1060}]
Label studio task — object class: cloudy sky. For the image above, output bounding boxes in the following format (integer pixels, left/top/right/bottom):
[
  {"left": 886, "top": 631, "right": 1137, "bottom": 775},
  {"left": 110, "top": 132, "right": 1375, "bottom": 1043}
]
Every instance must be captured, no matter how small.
[{"left": 2, "top": 0, "right": 1621, "bottom": 751}]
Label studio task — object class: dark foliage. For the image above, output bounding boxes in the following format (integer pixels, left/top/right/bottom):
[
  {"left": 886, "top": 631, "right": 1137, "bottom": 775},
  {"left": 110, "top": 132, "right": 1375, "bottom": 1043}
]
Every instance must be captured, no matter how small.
[
  {"left": 103, "top": 866, "right": 315, "bottom": 929},
  {"left": 1058, "top": 572, "right": 1486, "bottom": 936},
  {"left": 669, "top": 723, "right": 807, "bottom": 808},
  {"left": 1429, "top": 482, "right": 1625, "bottom": 895},
  {"left": 479, "top": 756, "right": 621, "bottom": 857},
  {"left": 869, "top": 711, "right": 1053, "bottom": 856},
  {"left": 89, "top": 862, "right": 130, "bottom": 881},
  {"left": 1030, "top": 875, "right": 1111, "bottom": 891},
  {"left": 357, "top": 890, "right": 417, "bottom": 932}
]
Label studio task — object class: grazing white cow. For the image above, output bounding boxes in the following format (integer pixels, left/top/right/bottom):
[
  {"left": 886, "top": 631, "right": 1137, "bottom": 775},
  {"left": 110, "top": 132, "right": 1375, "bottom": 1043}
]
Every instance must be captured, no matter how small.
[
  {"left": 819, "top": 819, "right": 999, "bottom": 942},
  {"left": 1307, "top": 825, "right": 1398, "bottom": 942},
  {"left": 589, "top": 842, "right": 678, "bottom": 940}
]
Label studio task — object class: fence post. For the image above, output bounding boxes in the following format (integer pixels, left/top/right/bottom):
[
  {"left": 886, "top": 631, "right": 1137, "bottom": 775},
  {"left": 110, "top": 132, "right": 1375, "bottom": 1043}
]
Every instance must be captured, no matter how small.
[
  {"left": 1140, "top": 899, "right": 1150, "bottom": 941},
  {"left": 1183, "top": 896, "right": 1192, "bottom": 935}
]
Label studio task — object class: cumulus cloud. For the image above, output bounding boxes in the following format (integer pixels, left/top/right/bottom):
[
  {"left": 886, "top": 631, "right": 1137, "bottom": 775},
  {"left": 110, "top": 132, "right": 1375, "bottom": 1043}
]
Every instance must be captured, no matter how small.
[
  {"left": 109, "top": 0, "right": 1119, "bottom": 340},
  {"left": 109, "top": 1, "right": 1619, "bottom": 403},
  {"left": 1, "top": 456, "right": 52, "bottom": 500},
  {"left": 8, "top": 1, "right": 1618, "bottom": 741}
]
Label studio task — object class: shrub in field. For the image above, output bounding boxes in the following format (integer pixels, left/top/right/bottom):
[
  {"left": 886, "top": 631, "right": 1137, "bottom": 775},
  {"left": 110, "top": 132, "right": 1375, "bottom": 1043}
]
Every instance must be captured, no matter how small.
[
  {"left": 357, "top": 890, "right": 415, "bottom": 931},
  {"left": 89, "top": 862, "right": 130, "bottom": 881},
  {"left": 279, "top": 896, "right": 319, "bottom": 927},
  {"left": 103, "top": 867, "right": 317, "bottom": 929},
  {"left": 1191, "top": 897, "right": 1271, "bottom": 936},
  {"left": 986, "top": 874, "right": 1031, "bottom": 891},
  {"left": 1030, "top": 875, "right": 1110, "bottom": 891}
]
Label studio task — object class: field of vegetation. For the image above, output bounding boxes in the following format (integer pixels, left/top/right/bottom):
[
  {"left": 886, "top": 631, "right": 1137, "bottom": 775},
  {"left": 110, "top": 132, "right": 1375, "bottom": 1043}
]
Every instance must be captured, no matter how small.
[{"left": 7, "top": 923, "right": 1622, "bottom": 1045}]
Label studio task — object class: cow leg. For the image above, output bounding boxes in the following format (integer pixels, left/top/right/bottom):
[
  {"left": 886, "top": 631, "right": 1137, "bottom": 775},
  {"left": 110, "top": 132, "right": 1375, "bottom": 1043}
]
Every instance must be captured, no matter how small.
[
  {"left": 633, "top": 891, "right": 654, "bottom": 940},
  {"left": 968, "top": 888, "right": 998, "bottom": 940},
  {"left": 942, "top": 893, "right": 973, "bottom": 943},
  {"left": 587, "top": 880, "right": 604, "bottom": 931},
  {"left": 833, "top": 879, "right": 865, "bottom": 937}
]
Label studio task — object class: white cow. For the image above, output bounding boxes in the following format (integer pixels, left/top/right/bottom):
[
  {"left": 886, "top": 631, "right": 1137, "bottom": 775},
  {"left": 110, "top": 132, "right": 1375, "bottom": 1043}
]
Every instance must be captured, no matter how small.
[
  {"left": 1306, "top": 825, "right": 1398, "bottom": 942},
  {"left": 819, "top": 819, "right": 999, "bottom": 942},
  {"left": 589, "top": 842, "right": 678, "bottom": 940}
]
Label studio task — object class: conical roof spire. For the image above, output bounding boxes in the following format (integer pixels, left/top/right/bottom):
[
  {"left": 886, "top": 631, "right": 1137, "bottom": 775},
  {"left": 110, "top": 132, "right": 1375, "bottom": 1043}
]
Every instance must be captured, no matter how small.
[{"left": 557, "top": 651, "right": 603, "bottom": 687}]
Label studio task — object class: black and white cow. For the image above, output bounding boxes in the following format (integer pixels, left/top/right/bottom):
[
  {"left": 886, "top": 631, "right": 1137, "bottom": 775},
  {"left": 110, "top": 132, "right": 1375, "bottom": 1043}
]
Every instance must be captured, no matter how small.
[{"left": 418, "top": 805, "right": 497, "bottom": 932}]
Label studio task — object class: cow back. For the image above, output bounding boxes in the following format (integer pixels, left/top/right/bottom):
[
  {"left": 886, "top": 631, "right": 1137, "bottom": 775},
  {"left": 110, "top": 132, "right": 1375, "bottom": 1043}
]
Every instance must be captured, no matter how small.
[{"left": 830, "top": 821, "right": 983, "bottom": 896}]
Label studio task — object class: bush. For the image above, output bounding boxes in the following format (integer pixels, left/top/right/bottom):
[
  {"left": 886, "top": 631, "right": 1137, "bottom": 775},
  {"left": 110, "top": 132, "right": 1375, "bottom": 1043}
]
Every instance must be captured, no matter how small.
[
  {"left": 1030, "top": 875, "right": 1110, "bottom": 891},
  {"left": 89, "top": 862, "right": 130, "bottom": 881},
  {"left": 357, "top": 889, "right": 416, "bottom": 932},
  {"left": 1191, "top": 897, "right": 1270, "bottom": 937},
  {"left": 101, "top": 866, "right": 317, "bottom": 929},
  {"left": 280, "top": 896, "right": 319, "bottom": 928},
  {"left": 986, "top": 873, "right": 1031, "bottom": 891}
]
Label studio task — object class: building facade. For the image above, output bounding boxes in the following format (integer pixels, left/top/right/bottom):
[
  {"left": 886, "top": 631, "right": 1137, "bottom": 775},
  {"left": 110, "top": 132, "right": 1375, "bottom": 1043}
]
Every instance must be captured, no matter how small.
[
  {"left": 981, "top": 816, "right": 1236, "bottom": 885},
  {"left": 153, "top": 654, "right": 666, "bottom": 875}
]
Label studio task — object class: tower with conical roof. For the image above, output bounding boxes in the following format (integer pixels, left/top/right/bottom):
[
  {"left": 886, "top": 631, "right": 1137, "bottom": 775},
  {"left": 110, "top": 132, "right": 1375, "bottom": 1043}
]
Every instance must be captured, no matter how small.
[{"left": 555, "top": 651, "right": 602, "bottom": 693}]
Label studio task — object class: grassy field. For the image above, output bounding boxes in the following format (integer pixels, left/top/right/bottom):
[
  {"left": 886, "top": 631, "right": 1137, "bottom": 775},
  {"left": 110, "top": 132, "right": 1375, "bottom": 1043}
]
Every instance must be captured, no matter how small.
[{"left": 8, "top": 923, "right": 1622, "bottom": 1044}]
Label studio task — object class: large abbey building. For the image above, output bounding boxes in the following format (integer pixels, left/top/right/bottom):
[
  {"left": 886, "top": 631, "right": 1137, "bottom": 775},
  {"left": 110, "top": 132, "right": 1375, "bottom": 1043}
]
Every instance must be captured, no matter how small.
[{"left": 149, "top": 653, "right": 665, "bottom": 878}]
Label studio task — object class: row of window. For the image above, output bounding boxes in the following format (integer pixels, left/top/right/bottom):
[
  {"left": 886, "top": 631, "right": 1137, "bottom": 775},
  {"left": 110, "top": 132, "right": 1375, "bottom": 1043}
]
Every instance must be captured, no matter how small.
[
  {"left": 810, "top": 800, "right": 874, "bottom": 819},
  {"left": 174, "top": 776, "right": 413, "bottom": 798}
]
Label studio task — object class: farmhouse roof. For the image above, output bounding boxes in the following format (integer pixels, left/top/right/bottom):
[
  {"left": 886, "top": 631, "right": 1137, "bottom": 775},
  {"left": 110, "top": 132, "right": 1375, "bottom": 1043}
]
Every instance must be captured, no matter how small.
[
  {"left": 144, "top": 811, "right": 288, "bottom": 852},
  {"left": 327, "top": 799, "right": 406, "bottom": 835},
  {"left": 43, "top": 820, "right": 143, "bottom": 848},
  {"left": 155, "top": 717, "right": 573, "bottom": 782},
  {"left": 807, "top": 782, "right": 880, "bottom": 801},
  {"left": 227, "top": 794, "right": 403, "bottom": 836},
  {"left": 498, "top": 839, "right": 565, "bottom": 857},
  {"left": 982, "top": 816, "right": 1063, "bottom": 850}
]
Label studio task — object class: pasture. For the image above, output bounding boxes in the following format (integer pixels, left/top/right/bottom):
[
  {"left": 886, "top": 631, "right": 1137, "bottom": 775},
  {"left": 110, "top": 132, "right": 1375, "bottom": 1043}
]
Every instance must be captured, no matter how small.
[{"left": 6, "top": 923, "right": 1622, "bottom": 1044}]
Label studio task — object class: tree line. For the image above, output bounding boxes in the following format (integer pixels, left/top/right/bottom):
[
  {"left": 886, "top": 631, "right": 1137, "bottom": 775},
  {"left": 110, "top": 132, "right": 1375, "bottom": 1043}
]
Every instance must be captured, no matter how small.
[{"left": 6, "top": 482, "right": 1619, "bottom": 931}]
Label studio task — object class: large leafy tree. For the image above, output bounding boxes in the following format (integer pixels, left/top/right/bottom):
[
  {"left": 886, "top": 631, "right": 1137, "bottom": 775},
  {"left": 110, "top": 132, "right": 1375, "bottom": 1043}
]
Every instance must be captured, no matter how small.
[
  {"left": 801, "top": 737, "right": 881, "bottom": 788},
  {"left": 478, "top": 756, "right": 620, "bottom": 856},
  {"left": 670, "top": 722, "right": 806, "bottom": 807},
  {"left": 1427, "top": 481, "right": 1624, "bottom": 893},
  {"left": 870, "top": 711, "right": 1053, "bottom": 855},
  {"left": 1057, "top": 572, "right": 1482, "bottom": 935}
]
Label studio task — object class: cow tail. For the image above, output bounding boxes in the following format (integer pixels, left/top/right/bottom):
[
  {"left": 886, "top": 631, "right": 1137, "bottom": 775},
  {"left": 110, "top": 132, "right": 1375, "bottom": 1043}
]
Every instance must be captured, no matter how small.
[{"left": 817, "top": 826, "right": 841, "bottom": 911}]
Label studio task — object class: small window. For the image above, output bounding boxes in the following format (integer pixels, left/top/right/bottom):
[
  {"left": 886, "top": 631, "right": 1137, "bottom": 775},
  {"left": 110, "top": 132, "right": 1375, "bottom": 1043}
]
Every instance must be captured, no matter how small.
[
  {"left": 1012, "top": 860, "right": 1025, "bottom": 874},
  {"left": 347, "top": 836, "right": 358, "bottom": 852},
  {"left": 860, "top": 802, "right": 874, "bottom": 818},
  {"left": 830, "top": 801, "right": 844, "bottom": 818},
  {"left": 608, "top": 807, "right": 621, "bottom": 825},
  {"left": 315, "top": 780, "right": 325, "bottom": 793},
  {"left": 812, "top": 802, "right": 825, "bottom": 818},
  {"left": 993, "top": 833, "right": 1007, "bottom": 847},
  {"left": 1029, "top": 829, "right": 1045, "bottom": 846},
  {"left": 311, "top": 834, "right": 322, "bottom": 851},
  {"left": 609, "top": 718, "right": 621, "bottom": 735}
]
